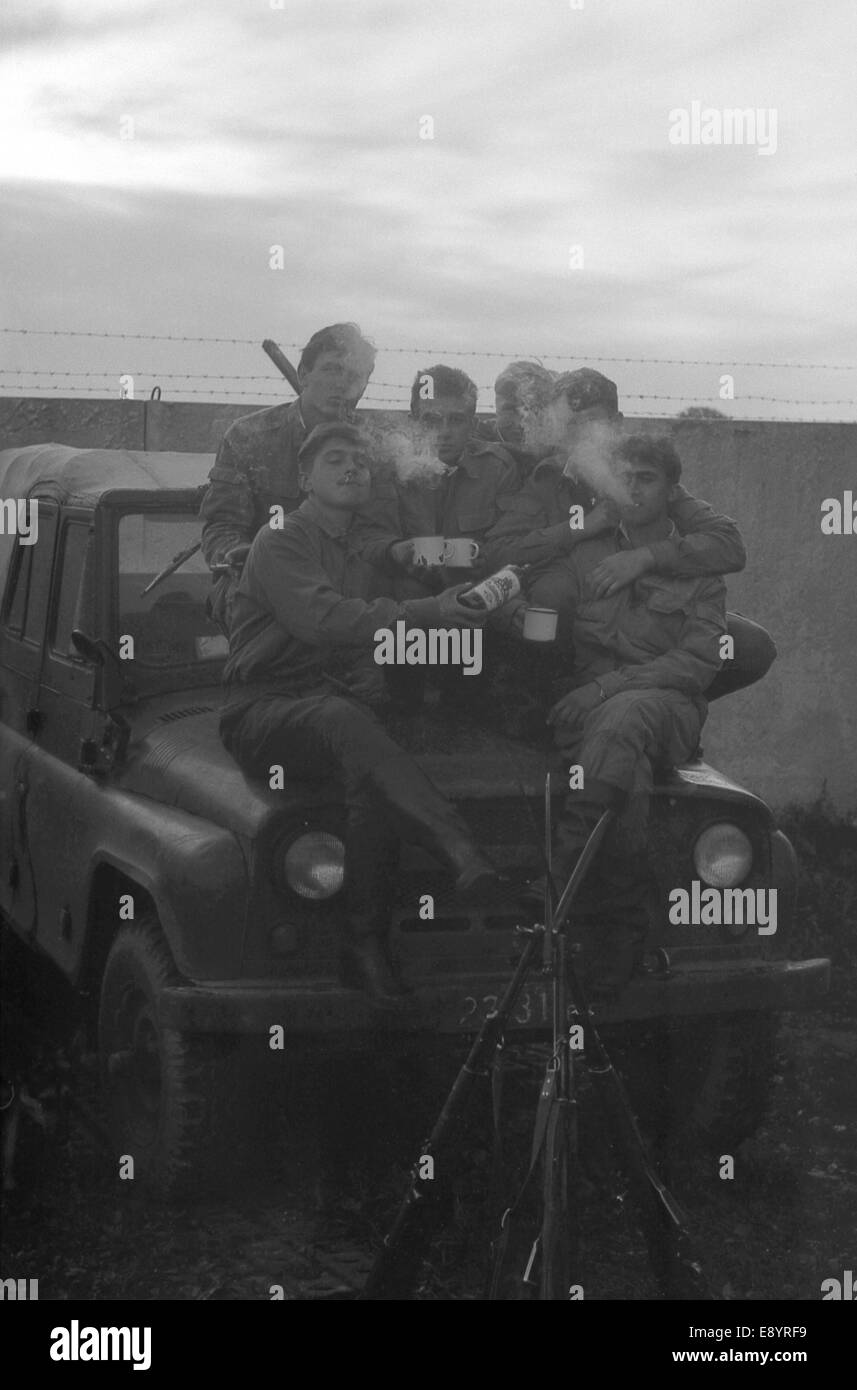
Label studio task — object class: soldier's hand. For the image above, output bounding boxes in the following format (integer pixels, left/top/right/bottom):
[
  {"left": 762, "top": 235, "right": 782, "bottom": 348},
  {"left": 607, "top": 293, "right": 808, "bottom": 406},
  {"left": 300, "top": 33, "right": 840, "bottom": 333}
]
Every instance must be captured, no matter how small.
[
  {"left": 388, "top": 539, "right": 416, "bottom": 569},
  {"left": 223, "top": 542, "right": 251, "bottom": 573},
  {"left": 547, "top": 681, "right": 603, "bottom": 726},
  {"left": 491, "top": 597, "right": 527, "bottom": 636},
  {"left": 437, "top": 584, "right": 487, "bottom": 628},
  {"left": 583, "top": 499, "right": 619, "bottom": 536},
  {"left": 589, "top": 547, "right": 653, "bottom": 598}
]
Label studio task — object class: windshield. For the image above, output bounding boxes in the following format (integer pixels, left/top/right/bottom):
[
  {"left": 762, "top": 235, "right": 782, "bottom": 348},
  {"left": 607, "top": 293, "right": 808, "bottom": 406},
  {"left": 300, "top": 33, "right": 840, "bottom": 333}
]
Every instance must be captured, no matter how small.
[{"left": 117, "top": 512, "right": 228, "bottom": 669}]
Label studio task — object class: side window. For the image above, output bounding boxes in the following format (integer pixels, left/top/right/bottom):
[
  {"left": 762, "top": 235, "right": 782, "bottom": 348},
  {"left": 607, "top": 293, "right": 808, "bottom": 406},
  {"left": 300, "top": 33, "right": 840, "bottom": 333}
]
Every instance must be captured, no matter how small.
[
  {"left": 51, "top": 523, "right": 94, "bottom": 659},
  {"left": 3, "top": 501, "right": 59, "bottom": 644},
  {"left": 5, "top": 544, "right": 33, "bottom": 635},
  {"left": 21, "top": 505, "right": 59, "bottom": 646}
]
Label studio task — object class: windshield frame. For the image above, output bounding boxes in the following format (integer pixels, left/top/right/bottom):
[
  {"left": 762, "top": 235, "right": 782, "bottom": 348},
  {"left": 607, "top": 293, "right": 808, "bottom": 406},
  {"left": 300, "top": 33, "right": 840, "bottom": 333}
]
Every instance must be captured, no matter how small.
[{"left": 104, "top": 494, "right": 227, "bottom": 700}]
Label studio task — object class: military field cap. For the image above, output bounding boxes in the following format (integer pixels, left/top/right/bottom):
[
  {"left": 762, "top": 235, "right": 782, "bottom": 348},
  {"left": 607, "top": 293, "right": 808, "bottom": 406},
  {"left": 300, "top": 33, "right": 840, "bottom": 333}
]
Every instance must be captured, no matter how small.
[
  {"left": 298, "top": 421, "right": 367, "bottom": 466},
  {"left": 552, "top": 367, "right": 619, "bottom": 415}
]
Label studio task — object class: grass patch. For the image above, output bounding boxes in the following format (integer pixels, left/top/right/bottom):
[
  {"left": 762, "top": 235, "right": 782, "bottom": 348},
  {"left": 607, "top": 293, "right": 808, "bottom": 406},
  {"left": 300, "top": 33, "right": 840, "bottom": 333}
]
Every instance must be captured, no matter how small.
[{"left": 776, "top": 792, "right": 857, "bottom": 991}]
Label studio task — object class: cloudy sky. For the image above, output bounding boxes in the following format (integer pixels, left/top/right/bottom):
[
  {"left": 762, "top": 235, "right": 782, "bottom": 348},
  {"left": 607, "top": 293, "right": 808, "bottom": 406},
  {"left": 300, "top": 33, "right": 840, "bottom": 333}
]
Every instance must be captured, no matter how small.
[{"left": 1, "top": 0, "right": 855, "bottom": 419}]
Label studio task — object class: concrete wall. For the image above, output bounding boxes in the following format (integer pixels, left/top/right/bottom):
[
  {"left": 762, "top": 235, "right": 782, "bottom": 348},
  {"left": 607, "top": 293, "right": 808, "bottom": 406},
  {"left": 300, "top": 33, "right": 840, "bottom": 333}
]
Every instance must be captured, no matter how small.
[
  {"left": 1, "top": 397, "right": 854, "bottom": 812},
  {"left": 649, "top": 419, "right": 855, "bottom": 814}
]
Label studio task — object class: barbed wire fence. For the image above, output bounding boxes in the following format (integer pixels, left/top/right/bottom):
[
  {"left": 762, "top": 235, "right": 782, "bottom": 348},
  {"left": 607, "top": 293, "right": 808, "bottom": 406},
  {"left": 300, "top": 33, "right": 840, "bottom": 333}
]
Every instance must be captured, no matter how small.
[{"left": 1, "top": 328, "right": 855, "bottom": 421}]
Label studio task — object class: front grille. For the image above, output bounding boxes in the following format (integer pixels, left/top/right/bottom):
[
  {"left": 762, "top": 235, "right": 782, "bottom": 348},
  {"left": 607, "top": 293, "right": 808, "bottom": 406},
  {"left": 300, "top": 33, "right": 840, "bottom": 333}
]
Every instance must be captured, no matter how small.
[
  {"left": 157, "top": 703, "right": 216, "bottom": 723},
  {"left": 457, "top": 795, "right": 561, "bottom": 851}
]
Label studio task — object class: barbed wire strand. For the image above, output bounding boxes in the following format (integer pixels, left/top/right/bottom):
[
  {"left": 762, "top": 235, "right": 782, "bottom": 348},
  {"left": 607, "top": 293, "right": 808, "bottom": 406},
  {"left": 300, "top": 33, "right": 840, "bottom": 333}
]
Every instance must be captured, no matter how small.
[
  {"left": 1, "top": 328, "right": 855, "bottom": 371},
  {"left": 0, "top": 388, "right": 851, "bottom": 422},
  {"left": 0, "top": 378, "right": 853, "bottom": 408}
]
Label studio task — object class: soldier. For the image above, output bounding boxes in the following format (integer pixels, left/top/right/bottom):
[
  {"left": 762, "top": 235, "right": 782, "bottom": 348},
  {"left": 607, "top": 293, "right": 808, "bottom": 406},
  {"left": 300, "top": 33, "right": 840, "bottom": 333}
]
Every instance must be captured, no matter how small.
[
  {"left": 356, "top": 364, "right": 519, "bottom": 579},
  {"left": 524, "top": 435, "right": 729, "bottom": 996},
  {"left": 484, "top": 367, "right": 775, "bottom": 700},
  {"left": 199, "top": 322, "right": 377, "bottom": 631},
  {"left": 353, "top": 364, "right": 522, "bottom": 712},
  {"left": 476, "top": 360, "right": 557, "bottom": 480},
  {"left": 219, "top": 421, "right": 504, "bottom": 1007}
]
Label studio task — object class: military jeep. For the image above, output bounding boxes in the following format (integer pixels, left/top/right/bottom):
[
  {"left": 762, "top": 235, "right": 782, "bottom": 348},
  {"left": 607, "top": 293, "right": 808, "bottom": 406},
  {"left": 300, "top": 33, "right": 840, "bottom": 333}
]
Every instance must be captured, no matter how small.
[{"left": 0, "top": 444, "right": 830, "bottom": 1190}]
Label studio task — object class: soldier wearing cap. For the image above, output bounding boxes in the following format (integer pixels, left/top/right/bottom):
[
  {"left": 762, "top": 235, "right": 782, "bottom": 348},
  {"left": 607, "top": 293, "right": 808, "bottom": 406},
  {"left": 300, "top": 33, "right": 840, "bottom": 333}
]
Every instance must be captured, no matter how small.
[
  {"left": 199, "top": 322, "right": 377, "bottom": 632},
  {"left": 484, "top": 367, "right": 775, "bottom": 700},
  {"left": 219, "top": 421, "right": 504, "bottom": 1007}
]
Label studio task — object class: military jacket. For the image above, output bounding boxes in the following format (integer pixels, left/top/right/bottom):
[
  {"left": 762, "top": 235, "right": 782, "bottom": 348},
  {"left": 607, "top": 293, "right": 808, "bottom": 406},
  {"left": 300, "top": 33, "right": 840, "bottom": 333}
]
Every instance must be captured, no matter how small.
[
  {"left": 199, "top": 400, "right": 309, "bottom": 567},
  {"left": 483, "top": 456, "right": 747, "bottom": 578},
  {"left": 355, "top": 439, "right": 519, "bottom": 575}
]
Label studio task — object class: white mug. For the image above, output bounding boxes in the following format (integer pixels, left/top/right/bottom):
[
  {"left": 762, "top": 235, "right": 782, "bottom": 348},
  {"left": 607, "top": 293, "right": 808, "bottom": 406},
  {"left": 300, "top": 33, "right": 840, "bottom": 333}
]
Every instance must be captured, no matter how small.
[
  {"left": 522, "top": 606, "right": 558, "bottom": 642},
  {"left": 442, "top": 537, "right": 480, "bottom": 567},
  {"left": 411, "top": 535, "right": 447, "bottom": 567}
]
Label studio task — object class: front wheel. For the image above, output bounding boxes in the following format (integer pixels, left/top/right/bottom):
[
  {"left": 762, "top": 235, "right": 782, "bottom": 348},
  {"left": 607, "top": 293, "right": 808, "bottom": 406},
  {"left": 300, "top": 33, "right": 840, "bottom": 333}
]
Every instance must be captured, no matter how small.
[
  {"left": 98, "top": 916, "right": 241, "bottom": 1195},
  {"left": 612, "top": 1013, "right": 779, "bottom": 1155}
]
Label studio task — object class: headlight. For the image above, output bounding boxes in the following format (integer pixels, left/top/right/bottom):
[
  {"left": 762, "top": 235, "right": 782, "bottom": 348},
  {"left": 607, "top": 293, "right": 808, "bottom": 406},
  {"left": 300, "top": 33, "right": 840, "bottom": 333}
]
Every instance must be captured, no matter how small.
[
  {"left": 275, "top": 831, "right": 345, "bottom": 900},
  {"left": 692, "top": 823, "right": 753, "bottom": 888}
]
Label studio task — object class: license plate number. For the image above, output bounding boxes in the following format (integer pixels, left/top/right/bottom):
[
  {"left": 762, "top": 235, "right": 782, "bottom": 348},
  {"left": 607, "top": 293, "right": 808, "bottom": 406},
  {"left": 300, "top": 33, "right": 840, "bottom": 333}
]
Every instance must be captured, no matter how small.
[{"left": 456, "top": 986, "right": 551, "bottom": 1029}]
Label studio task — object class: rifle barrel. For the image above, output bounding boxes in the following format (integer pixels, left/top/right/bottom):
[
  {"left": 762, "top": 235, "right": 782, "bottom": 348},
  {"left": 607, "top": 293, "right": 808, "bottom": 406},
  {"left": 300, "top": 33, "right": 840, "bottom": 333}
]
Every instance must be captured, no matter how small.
[{"left": 140, "top": 541, "right": 202, "bottom": 596}]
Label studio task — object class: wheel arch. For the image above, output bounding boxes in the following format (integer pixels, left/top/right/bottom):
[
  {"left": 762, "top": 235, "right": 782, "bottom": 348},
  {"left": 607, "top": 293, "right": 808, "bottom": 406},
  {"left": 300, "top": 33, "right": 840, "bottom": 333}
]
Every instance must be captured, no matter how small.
[{"left": 78, "top": 862, "right": 164, "bottom": 1025}]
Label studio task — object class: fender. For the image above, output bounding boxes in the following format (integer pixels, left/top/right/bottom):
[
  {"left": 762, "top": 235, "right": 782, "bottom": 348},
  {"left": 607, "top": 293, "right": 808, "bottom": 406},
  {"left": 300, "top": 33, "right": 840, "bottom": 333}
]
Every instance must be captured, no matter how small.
[
  {"left": 7, "top": 736, "right": 248, "bottom": 983},
  {"left": 86, "top": 790, "right": 248, "bottom": 980}
]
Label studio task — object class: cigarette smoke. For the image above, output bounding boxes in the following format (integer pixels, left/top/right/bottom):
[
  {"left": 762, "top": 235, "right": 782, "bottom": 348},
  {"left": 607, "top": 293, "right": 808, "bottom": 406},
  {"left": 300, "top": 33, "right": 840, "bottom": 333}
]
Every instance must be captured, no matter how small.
[
  {"left": 364, "top": 417, "right": 449, "bottom": 486},
  {"left": 522, "top": 398, "right": 632, "bottom": 507}
]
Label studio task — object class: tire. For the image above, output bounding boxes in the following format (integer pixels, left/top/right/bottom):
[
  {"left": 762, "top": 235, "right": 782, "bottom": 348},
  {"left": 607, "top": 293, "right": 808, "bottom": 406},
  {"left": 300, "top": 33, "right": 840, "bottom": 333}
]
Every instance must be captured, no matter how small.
[
  {"left": 98, "top": 915, "right": 241, "bottom": 1196},
  {"left": 611, "top": 1013, "right": 779, "bottom": 1155}
]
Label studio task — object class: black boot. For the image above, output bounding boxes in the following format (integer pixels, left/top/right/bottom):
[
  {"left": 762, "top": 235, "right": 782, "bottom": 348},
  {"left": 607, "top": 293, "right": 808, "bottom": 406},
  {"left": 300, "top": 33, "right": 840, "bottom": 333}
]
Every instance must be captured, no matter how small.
[{"left": 369, "top": 754, "right": 504, "bottom": 905}]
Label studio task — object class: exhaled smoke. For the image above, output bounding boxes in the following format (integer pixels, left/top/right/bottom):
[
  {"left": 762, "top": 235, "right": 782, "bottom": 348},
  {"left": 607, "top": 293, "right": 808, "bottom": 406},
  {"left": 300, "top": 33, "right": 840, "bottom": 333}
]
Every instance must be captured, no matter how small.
[
  {"left": 367, "top": 418, "right": 449, "bottom": 486},
  {"left": 568, "top": 421, "right": 633, "bottom": 507},
  {"left": 523, "top": 398, "right": 632, "bottom": 507}
]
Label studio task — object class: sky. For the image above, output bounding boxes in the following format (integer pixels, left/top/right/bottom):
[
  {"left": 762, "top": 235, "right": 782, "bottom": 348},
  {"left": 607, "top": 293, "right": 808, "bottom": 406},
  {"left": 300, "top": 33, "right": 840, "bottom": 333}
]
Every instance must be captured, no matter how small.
[{"left": 1, "top": 0, "right": 855, "bottom": 420}]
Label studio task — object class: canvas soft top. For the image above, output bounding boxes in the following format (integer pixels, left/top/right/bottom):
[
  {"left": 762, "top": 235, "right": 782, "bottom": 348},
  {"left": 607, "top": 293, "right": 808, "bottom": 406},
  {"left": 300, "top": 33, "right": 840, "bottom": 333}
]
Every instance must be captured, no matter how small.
[
  {"left": 0, "top": 444, "right": 214, "bottom": 506},
  {"left": 0, "top": 445, "right": 214, "bottom": 595}
]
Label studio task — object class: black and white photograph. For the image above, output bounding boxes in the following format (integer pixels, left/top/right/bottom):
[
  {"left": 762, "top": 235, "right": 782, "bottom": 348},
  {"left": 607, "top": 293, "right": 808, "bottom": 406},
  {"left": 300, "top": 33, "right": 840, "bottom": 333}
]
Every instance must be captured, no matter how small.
[{"left": 0, "top": 0, "right": 854, "bottom": 1354}]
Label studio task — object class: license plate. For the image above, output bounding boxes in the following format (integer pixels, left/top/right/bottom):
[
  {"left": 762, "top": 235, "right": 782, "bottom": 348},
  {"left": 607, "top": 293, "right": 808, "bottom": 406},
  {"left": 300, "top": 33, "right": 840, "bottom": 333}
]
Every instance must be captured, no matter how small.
[{"left": 455, "top": 984, "right": 552, "bottom": 1030}]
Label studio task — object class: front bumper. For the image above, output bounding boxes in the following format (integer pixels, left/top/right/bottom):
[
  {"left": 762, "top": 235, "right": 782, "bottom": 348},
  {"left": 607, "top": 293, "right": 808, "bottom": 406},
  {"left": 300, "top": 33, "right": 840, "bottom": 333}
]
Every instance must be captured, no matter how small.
[{"left": 159, "top": 956, "right": 831, "bottom": 1037}]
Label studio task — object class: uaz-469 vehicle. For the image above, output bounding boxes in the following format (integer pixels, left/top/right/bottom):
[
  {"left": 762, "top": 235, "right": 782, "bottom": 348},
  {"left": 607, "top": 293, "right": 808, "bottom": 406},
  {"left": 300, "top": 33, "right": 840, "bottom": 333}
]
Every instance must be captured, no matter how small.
[{"left": 0, "top": 445, "right": 830, "bottom": 1190}]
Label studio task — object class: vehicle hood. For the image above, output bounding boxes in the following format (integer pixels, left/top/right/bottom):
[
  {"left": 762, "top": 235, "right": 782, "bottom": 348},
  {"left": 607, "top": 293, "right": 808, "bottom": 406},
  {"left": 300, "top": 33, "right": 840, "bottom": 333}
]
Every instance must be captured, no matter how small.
[
  {"left": 115, "top": 707, "right": 552, "bottom": 838},
  {"left": 115, "top": 705, "right": 769, "bottom": 841},
  {"left": 117, "top": 707, "right": 328, "bottom": 839}
]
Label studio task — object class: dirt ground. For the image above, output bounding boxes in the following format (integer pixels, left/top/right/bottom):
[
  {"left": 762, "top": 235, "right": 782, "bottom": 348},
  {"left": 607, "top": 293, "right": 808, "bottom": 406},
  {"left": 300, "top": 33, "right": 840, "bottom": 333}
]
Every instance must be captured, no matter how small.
[
  {"left": 2, "top": 992, "right": 854, "bottom": 1302},
  {"left": 3, "top": 799, "right": 854, "bottom": 1301}
]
